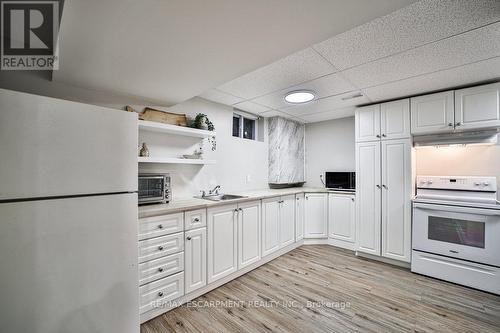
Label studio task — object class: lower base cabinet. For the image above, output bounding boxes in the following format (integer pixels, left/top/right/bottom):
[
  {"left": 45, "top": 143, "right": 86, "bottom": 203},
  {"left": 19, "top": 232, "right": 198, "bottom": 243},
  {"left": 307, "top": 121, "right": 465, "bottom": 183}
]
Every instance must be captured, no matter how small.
[
  {"left": 328, "top": 193, "right": 356, "bottom": 249},
  {"left": 207, "top": 204, "right": 238, "bottom": 284},
  {"left": 184, "top": 227, "right": 207, "bottom": 294},
  {"left": 304, "top": 193, "right": 328, "bottom": 238},
  {"left": 295, "top": 193, "right": 305, "bottom": 241},
  {"left": 238, "top": 200, "right": 261, "bottom": 269},
  {"left": 261, "top": 195, "right": 296, "bottom": 257}
]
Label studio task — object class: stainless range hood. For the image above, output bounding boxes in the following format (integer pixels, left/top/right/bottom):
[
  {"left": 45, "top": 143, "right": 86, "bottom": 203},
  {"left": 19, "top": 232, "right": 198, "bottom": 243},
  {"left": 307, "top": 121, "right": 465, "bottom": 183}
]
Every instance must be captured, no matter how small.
[{"left": 413, "top": 129, "right": 499, "bottom": 147}]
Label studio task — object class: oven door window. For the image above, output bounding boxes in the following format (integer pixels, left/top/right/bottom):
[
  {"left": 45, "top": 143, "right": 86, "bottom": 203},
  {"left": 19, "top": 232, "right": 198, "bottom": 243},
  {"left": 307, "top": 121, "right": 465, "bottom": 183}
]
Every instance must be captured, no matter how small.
[
  {"left": 428, "top": 216, "right": 485, "bottom": 248},
  {"left": 139, "top": 178, "right": 164, "bottom": 199}
]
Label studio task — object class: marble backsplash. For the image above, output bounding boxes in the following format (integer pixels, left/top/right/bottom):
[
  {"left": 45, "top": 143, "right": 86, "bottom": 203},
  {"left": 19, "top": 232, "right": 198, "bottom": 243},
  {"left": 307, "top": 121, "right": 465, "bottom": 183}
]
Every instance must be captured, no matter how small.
[{"left": 268, "top": 117, "right": 305, "bottom": 184}]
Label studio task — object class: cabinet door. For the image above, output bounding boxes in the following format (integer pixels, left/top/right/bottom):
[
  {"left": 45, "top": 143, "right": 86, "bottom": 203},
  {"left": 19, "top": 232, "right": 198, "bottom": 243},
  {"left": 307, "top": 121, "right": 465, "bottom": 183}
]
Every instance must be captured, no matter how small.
[
  {"left": 411, "top": 91, "right": 454, "bottom": 135},
  {"left": 304, "top": 193, "right": 328, "bottom": 238},
  {"left": 295, "top": 193, "right": 305, "bottom": 241},
  {"left": 262, "top": 197, "right": 281, "bottom": 256},
  {"left": 238, "top": 200, "right": 261, "bottom": 269},
  {"left": 185, "top": 227, "right": 207, "bottom": 293},
  {"left": 455, "top": 82, "right": 500, "bottom": 130},
  {"left": 381, "top": 139, "right": 411, "bottom": 262},
  {"left": 355, "top": 105, "right": 381, "bottom": 142},
  {"left": 207, "top": 204, "right": 238, "bottom": 283},
  {"left": 280, "top": 195, "right": 295, "bottom": 247},
  {"left": 328, "top": 194, "right": 356, "bottom": 244},
  {"left": 356, "top": 141, "right": 381, "bottom": 256},
  {"left": 380, "top": 99, "right": 410, "bottom": 140}
]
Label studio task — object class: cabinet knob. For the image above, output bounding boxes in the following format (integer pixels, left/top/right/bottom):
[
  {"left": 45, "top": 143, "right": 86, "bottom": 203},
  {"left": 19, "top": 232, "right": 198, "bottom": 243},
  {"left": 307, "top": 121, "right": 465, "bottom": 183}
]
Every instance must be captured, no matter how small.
[
  {"left": 455, "top": 122, "right": 462, "bottom": 126},
  {"left": 158, "top": 267, "right": 164, "bottom": 272},
  {"left": 186, "top": 236, "right": 192, "bottom": 241},
  {"left": 376, "top": 185, "right": 381, "bottom": 189},
  {"left": 448, "top": 122, "right": 453, "bottom": 127},
  {"left": 376, "top": 134, "right": 381, "bottom": 138},
  {"left": 382, "top": 184, "right": 388, "bottom": 189},
  {"left": 158, "top": 224, "right": 163, "bottom": 229},
  {"left": 158, "top": 246, "right": 164, "bottom": 251},
  {"left": 382, "top": 134, "right": 386, "bottom": 137},
  {"left": 193, "top": 218, "right": 200, "bottom": 222},
  {"left": 351, "top": 198, "right": 355, "bottom": 202},
  {"left": 158, "top": 292, "right": 164, "bottom": 297}
]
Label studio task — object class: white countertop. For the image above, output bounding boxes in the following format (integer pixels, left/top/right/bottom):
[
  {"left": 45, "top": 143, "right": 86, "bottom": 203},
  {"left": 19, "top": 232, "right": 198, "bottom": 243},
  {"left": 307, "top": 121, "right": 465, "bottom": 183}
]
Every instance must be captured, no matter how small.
[{"left": 139, "top": 187, "right": 355, "bottom": 218}]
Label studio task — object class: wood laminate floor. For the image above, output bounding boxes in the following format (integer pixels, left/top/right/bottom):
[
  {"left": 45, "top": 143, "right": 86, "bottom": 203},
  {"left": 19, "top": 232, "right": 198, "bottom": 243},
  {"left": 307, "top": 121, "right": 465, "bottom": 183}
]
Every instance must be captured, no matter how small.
[{"left": 141, "top": 245, "right": 500, "bottom": 333}]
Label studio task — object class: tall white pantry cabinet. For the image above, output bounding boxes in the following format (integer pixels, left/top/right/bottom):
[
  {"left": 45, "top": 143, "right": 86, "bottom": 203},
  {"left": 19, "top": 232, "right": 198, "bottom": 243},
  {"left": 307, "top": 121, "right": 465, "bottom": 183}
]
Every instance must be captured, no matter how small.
[{"left": 355, "top": 99, "right": 412, "bottom": 263}]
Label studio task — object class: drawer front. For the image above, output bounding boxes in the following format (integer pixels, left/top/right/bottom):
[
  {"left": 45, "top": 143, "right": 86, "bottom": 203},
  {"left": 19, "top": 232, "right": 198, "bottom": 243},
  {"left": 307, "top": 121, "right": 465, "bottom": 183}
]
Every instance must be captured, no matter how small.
[
  {"left": 138, "top": 232, "right": 184, "bottom": 263},
  {"left": 139, "top": 272, "right": 184, "bottom": 314},
  {"left": 184, "top": 209, "right": 207, "bottom": 230},
  {"left": 139, "top": 252, "right": 184, "bottom": 286},
  {"left": 138, "top": 212, "right": 184, "bottom": 241}
]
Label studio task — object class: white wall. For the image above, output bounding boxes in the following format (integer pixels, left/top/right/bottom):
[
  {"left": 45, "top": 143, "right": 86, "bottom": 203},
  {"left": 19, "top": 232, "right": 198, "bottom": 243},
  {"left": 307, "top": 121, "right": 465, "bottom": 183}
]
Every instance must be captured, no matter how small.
[
  {"left": 305, "top": 117, "right": 355, "bottom": 187},
  {"left": 139, "top": 97, "right": 269, "bottom": 198},
  {"left": 416, "top": 143, "right": 500, "bottom": 200}
]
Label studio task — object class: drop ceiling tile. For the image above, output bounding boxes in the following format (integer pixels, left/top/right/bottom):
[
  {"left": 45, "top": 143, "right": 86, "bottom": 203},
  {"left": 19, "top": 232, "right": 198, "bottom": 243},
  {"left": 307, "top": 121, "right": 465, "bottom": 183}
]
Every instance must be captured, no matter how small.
[
  {"left": 259, "top": 110, "right": 304, "bottom": 123},
  {"left": 282, "top": 91, "right": 370, "bottom": 116},
  {"left": 232, "top": 101, "right": 271, "bottom": 114},
  {"left": 341, "top": 22, "right": 500, "bottom": 89},
  {"left": 298, "top": 107, "right": 356, "bottom": 123},
  {"left": 199, "top": 89, "right": 244, "bottom": 105},
  {"left": 251, "top": 72, "right": 357, "bottom": 109},
  {"left": 363, "top": 56, "right": 500, "bottom": 102},
  {"left": 217, "top": 48, "right": 336, "bottom": 99},
  {"left": 313, "top": 0, "right": 500, "bottom": 70}
]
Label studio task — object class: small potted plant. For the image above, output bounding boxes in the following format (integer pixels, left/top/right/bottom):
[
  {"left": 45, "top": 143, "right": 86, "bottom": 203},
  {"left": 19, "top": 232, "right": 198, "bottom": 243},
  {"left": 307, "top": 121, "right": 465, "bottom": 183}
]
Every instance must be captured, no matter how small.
[{"left": 191, "top": 113, "right": 216, "bottom": 151}]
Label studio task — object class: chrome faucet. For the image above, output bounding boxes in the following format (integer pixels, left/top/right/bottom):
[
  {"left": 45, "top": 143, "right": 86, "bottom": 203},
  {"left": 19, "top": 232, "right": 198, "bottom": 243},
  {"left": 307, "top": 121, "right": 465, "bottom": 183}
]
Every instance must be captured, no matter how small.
[{"left": 209, "top": 185, "right": 221, "bottom": 195}]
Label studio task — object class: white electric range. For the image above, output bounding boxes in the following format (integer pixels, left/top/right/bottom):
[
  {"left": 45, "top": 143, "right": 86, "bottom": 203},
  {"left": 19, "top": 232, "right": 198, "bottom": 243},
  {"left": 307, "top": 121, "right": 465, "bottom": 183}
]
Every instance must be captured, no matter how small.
[{"left": 412, "top": 176, "right": 500, "bottom": 295}]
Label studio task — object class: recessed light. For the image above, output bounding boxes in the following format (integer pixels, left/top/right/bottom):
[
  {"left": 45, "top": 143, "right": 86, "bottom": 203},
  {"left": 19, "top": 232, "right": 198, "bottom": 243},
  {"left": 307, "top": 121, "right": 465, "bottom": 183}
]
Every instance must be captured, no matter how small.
[{"left": 284, "top": 90, "right": 315, "bottom": 104}]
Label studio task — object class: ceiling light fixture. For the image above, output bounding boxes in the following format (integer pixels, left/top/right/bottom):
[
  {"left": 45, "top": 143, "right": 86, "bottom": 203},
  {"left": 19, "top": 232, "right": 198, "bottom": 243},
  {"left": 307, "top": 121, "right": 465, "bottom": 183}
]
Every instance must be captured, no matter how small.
[{"left": 284, "top": 90, "right": 315, "bottom": 104}]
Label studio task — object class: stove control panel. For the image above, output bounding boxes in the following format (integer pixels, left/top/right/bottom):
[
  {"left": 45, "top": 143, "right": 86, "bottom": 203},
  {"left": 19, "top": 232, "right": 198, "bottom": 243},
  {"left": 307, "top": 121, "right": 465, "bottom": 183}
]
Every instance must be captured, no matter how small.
[{"left": 417, "top": 176, "right": 497, "bottom": 192}]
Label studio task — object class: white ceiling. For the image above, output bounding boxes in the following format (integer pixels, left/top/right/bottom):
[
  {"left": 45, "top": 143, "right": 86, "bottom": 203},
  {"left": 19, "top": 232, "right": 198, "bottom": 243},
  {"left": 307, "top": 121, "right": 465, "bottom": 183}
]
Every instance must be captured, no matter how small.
[
  {"left": 202, "top": 0, "right": 500, "bottom": 123},
  {"left": 53, "top": 0, "right": 416, "bottom": 105}
]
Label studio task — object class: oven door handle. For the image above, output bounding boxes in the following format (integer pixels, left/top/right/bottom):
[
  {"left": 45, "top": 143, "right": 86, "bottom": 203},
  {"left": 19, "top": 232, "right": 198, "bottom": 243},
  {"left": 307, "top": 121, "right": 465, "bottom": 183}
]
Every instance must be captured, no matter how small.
[{"left": 413, "top": 202, "right": 500, "bottom": 217}]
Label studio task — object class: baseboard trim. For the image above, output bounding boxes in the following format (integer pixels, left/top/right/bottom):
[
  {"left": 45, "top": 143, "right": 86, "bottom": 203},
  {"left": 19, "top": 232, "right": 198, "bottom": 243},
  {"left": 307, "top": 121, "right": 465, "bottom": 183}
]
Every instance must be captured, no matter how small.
[{"left": 355, "top": 251, "right": 411, "bottom": 268}]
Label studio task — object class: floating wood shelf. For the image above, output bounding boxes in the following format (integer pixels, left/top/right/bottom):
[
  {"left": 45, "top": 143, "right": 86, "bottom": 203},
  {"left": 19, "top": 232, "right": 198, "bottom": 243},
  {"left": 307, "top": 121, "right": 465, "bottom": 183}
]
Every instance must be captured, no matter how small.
[
  {"left": 138, "top": 157, "right": 216, "bottom": 165},
  {"left": 138, "top": 120, "right": 215, "bottom": 138}
]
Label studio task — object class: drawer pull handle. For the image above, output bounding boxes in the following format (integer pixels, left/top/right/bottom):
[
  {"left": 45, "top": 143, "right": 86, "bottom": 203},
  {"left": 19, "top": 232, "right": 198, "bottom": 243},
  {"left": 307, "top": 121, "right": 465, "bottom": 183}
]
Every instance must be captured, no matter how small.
[
  {"left": 186, "top": 236, "right": 192, "bottom": 240},
  {"left": 158, "top": 246, "right": 164, "bottom": 251},
  {"left": 193, "top": 218, "right": 200, "bottom": 222},
  {"left": 158, "top": 292, "right": 164, "bottom": 297},
  {"left": 158, "top": 224, "right": 163, "bottom": 229},
  {"left": 158, "top": 267, "right": 164, "bottom": 272}
]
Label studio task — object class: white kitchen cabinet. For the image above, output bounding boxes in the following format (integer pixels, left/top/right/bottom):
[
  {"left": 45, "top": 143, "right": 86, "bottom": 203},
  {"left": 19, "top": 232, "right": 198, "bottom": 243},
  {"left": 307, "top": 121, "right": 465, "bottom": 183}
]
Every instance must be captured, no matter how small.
[
  {"left": 304, "top": 193, "right": 328, "bottom": 238},
  {"left": 280, "top": 195, "right": 295, "bottom": 247},
  {"left": 411, "top": 91, "right": 454, "bottom": 135},
  {"left": 207, "top": 204, "right": 238, "bottom": 283},
  {"left": 185, "top": 227, "right": 207, "bottom": 294},
  {"left": 262, "top": 197, "right": 280, "bottom": 256},
  {"left": 295, "top": 193, "right": 305, "bottom": 241},
  {"left": 380, "top": 99, "right": 410, "bottom": 140},
  {"left": 381, "top": 139, "right": 411, "bottom": 262},
  {"left": 355, "top": 141, "right": 381, "bottom": 256},
  {"left": 328, "top": 193, "right": 356, "bottom": 250},
  {"left": 238, "top": 200, "right": 261, "bottom": 269},
  {"left": 455, "top": 82, "right": 500, "bottom": 131},
  {"left": 355, "top": 105, "right": 381, "bottom": 142}
]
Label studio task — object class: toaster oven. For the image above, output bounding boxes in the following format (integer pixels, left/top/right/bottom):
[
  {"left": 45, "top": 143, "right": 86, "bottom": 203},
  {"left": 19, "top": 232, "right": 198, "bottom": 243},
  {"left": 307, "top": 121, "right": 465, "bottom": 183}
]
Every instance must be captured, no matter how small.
[{"left": 138, "top": 174, "right": 171, "bottom": 205}]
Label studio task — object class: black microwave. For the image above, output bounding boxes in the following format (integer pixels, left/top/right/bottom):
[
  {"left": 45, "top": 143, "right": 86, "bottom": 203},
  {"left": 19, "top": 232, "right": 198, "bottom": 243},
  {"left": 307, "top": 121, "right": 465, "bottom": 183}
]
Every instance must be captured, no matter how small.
[{"left": 325, "top": 172, "right": 355, "bottom": 191}]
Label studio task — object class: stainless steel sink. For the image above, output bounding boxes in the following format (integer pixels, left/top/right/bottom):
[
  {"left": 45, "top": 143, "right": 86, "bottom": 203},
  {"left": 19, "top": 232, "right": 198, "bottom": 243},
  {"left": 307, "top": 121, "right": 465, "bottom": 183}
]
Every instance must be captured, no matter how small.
[{"left": 197, "top": 194, "right": 247, "bottom": 201}]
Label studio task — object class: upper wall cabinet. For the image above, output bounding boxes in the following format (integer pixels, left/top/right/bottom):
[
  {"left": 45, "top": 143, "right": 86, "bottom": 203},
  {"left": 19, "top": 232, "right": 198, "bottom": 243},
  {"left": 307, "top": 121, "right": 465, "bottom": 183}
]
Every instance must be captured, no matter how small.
[
  {"left": 411, "top": 91, "right": 454, "bottom": 135},
  {"left": 355, "top": 99, "right": 410, "bottom": 142},
  {"left": 455, "top": 82, "right": 500, "bottom": 131},
  {"left": 410, "top": 82, "right": 500, "bottom": 135},
  {"left": 380, "top": 99, "right": 410, "bottom": 140}
]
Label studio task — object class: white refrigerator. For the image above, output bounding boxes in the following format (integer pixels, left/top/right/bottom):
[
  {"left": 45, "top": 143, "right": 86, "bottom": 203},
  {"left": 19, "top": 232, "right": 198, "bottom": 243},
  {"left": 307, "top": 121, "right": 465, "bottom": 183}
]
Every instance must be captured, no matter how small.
[{"left": 0, "top": 89, "right": 140, "bottom": 333}]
